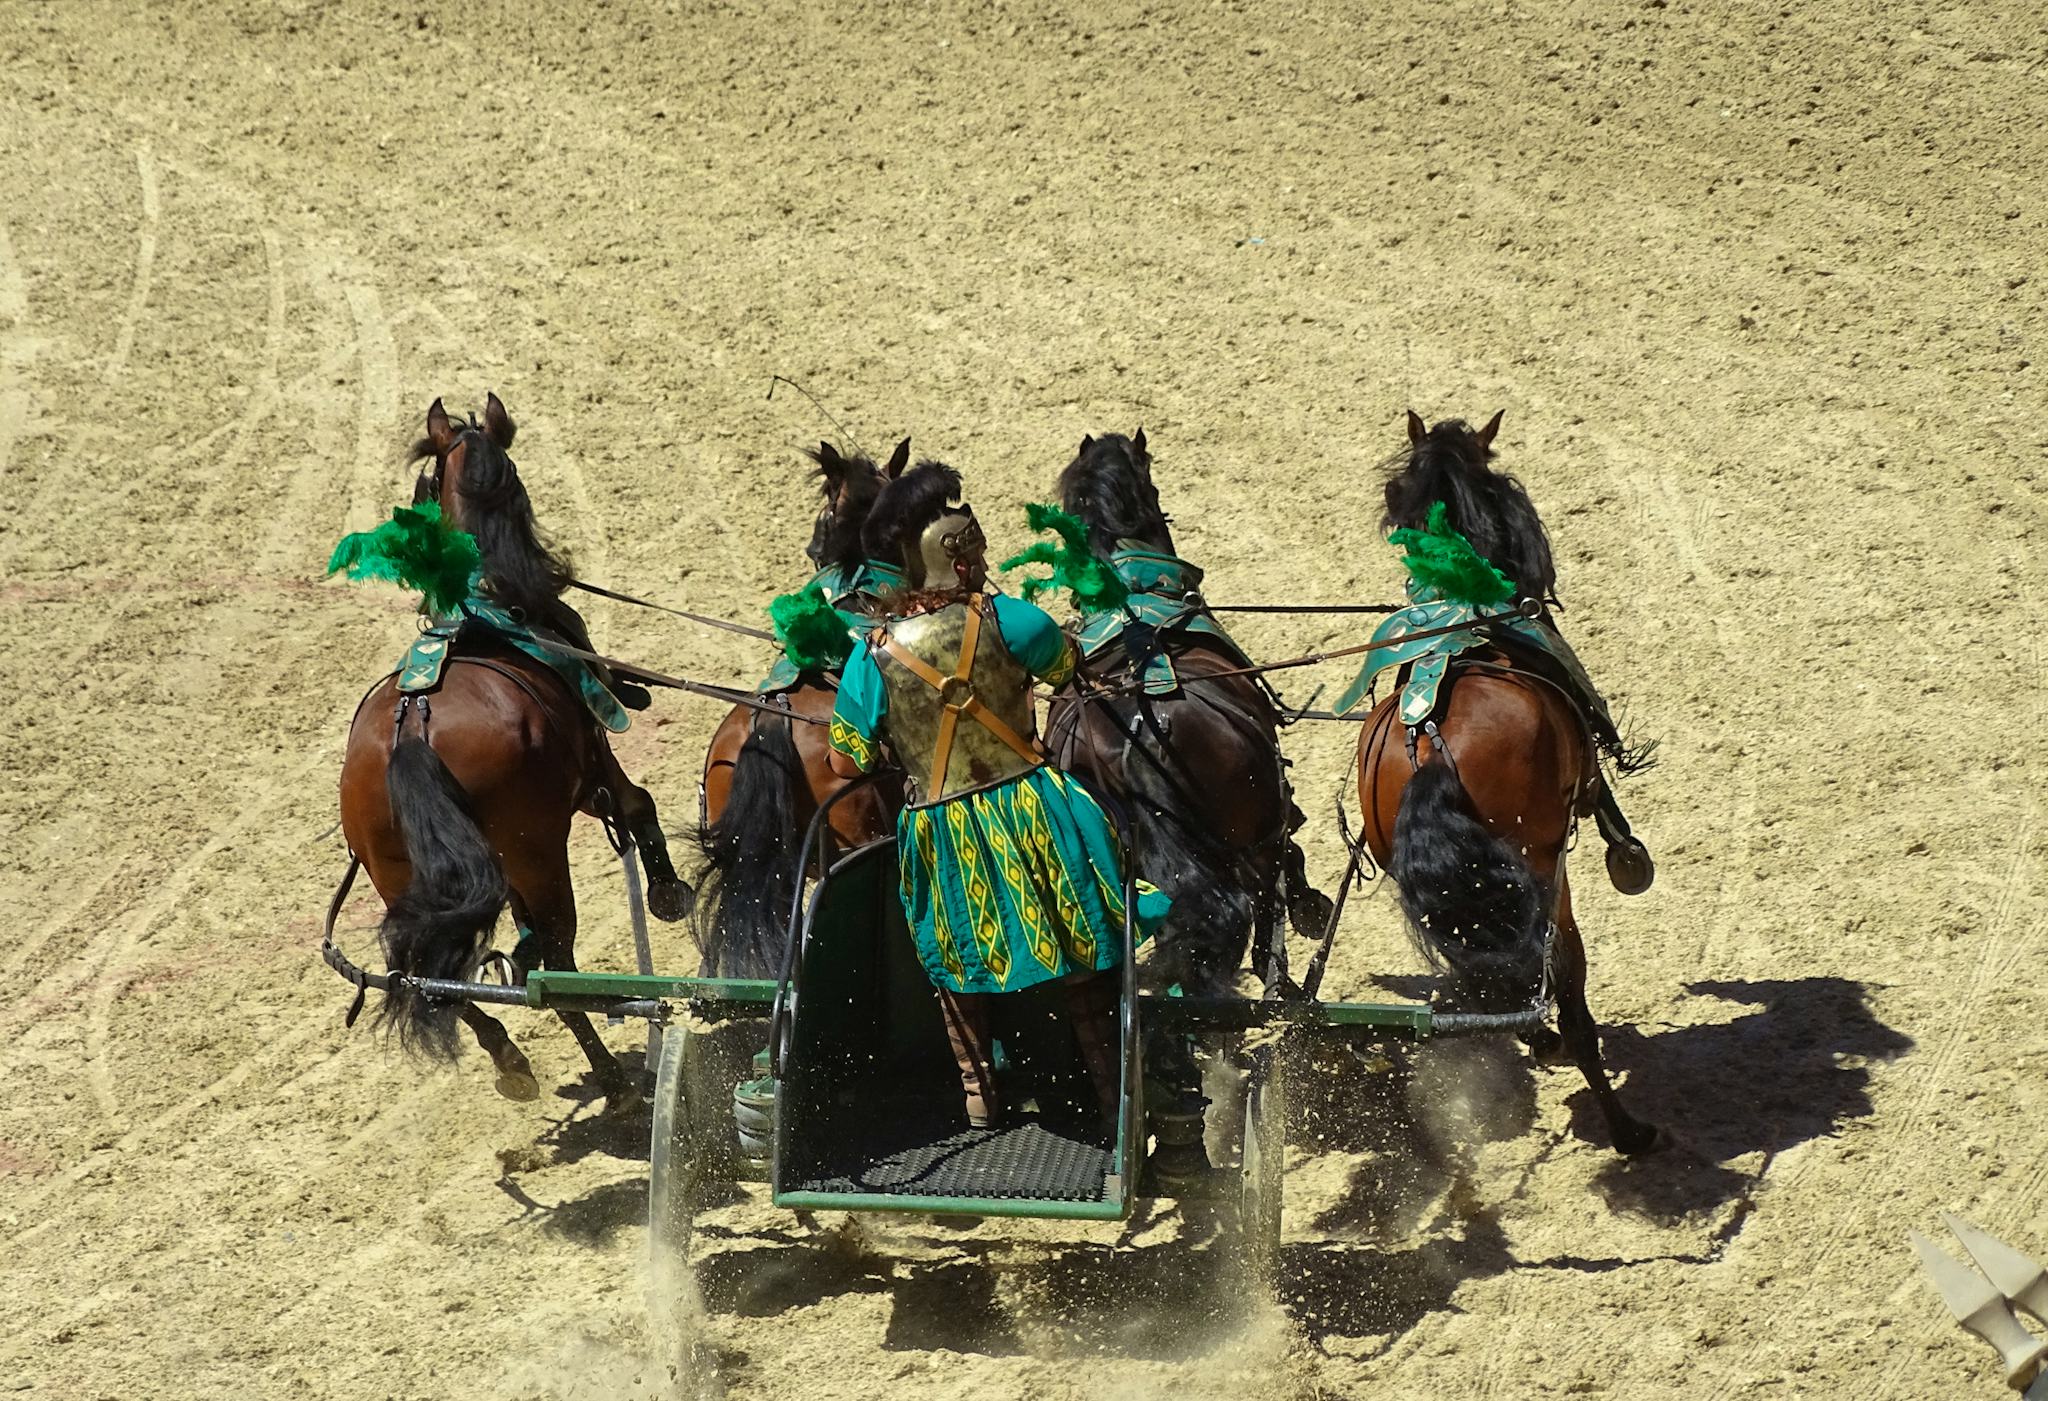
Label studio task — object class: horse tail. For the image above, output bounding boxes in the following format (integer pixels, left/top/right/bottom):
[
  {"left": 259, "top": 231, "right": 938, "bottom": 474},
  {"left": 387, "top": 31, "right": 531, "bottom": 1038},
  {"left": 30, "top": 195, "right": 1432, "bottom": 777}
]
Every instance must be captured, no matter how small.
[
  {"left": 378, "top": 737, "right": 508, "bottom": 1057},
  {"left": 1130, "top": 804, "right": 1255, "bottom": 998},
  {"left": 692, "top": 714, "right": 803, "bottom": 978},
  {"left": 1388, "top": 757, "right": 1550, "bottom": 1012},
  {"left": 1113, "top": 707, "right": 1257, "bottom": 998}
]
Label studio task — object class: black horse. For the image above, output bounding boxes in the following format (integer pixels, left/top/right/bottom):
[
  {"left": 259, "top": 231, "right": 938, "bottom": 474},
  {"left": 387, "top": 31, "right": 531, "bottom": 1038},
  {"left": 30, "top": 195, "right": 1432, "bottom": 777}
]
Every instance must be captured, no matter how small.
[{"left": 1041, "top": 431, "right": 1332, "bottom": 1000}]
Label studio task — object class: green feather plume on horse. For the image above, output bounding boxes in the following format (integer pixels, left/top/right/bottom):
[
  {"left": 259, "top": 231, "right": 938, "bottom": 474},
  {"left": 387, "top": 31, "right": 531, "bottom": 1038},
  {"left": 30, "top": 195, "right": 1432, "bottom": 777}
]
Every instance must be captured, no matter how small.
[{"left": 326, "top": 500, "right": 481, "bottom": 615}]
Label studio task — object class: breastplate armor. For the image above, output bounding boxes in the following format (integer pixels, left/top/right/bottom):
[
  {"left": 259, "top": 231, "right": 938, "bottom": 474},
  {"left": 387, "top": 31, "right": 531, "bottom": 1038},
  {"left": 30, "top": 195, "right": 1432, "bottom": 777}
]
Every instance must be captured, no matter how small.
[{"left": 874, "top": 597, "right": 1043, "bottom": 806}]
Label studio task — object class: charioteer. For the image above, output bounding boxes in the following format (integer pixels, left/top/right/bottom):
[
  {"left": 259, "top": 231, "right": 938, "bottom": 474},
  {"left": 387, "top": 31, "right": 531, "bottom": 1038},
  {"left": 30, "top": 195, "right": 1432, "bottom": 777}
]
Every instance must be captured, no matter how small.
[{"left": 823, "top": 460, "right": 1168, "bottom": 1131}]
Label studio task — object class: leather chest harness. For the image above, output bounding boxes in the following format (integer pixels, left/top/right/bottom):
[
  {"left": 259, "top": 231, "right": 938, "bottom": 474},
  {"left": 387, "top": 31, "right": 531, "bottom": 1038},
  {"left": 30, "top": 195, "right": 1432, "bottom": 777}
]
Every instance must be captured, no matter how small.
[{"left": 871, "top": 595, "right": 1044, "bottom": 807}]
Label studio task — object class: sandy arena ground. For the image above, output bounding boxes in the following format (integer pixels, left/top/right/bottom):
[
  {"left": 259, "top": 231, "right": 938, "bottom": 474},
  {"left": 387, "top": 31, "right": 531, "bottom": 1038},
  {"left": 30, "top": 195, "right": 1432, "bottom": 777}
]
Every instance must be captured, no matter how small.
[{"left": 3, "top": 1, "right": 2044, "bottom": 1397}]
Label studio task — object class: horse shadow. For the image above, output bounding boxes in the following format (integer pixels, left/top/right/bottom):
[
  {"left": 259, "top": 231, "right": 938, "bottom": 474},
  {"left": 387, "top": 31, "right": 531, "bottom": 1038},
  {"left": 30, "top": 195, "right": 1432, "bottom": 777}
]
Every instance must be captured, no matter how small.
[
  {"left": 487, "top": 1050, "right": 659, "bottom": 1242},
  {"left": 493, "top": 978, "right": 1910, "bottom": 1356},
  {"left": 1580, "top": 976, "right": 1912, "bottom": 1222},
  {"left": 688, "top": 1205, "right": 1525, "bottom": 1359}
]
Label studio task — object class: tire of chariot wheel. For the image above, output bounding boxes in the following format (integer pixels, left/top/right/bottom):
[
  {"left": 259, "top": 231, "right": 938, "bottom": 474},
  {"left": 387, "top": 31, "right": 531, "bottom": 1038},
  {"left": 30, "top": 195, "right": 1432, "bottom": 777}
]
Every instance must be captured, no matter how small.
[{"left": 1236, "top": 1043, "right": 1286, "bottom": 1287}]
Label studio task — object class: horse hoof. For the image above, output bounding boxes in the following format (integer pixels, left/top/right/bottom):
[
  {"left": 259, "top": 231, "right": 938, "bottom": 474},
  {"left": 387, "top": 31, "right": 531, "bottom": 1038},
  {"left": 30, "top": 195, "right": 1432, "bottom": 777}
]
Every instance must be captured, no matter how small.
[
  {"left": 1287, "top": 889, "right": 1337, "bottom": 940},
  {"left": 1606, "top": 841, "right": 1655, "bottom": 896},
  {"left": 603, "top": 1077, "right": 645, "bottom": 1116},
  {"left": 1615, "top": 1121, "right": 1665, "bottom": 1157},
  {"left": 495, "top": 1067, "right": 541, "bottom": 1102},
  {"left": 648, "top": 878, "right": 695, "bottom": 923},
  {"left": 1522, "top": 1026, "right": 1566, "bottom": 1064}
]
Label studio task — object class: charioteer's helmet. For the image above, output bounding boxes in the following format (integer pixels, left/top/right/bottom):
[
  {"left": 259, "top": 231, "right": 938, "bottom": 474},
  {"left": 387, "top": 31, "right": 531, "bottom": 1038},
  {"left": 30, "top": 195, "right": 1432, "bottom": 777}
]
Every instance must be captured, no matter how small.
[
  {"left": 863, "top": 459, "right": 985, "bottom": 592},
  {"left": 913, "top": 504, "right": 985, "bottom": 589}
]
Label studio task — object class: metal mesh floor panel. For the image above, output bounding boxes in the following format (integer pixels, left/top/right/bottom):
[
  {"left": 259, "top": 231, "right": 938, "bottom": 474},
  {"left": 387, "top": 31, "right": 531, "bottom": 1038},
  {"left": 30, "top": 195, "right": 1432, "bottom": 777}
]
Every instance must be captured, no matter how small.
[{"left": 787, "top": 1111, "right": 1112, "bottom": 1203}]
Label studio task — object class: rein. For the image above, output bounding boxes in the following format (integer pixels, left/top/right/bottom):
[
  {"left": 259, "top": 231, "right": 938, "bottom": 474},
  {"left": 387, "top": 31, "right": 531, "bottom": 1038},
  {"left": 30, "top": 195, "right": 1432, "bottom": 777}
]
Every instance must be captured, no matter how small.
[
  {"left": 520, "top": 634, "right": 831, "bottom": 725},
  {"left": 1201, "top": 602, "right": 1407, "bottom": 615},
  {"left": 566, "top": 578, "right": 776, "bottom": 642},
  {"left": 1078, "top": 598, "right": 1544, "bottom": 699}
]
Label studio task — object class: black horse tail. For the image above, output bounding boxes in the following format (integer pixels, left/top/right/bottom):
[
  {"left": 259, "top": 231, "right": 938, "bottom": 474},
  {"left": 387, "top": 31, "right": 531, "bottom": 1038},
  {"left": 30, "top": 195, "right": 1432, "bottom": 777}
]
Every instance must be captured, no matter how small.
[
  {"left": 1388, "top": 759, "right": 1550, "bottom": 1013},
  {"left": 1112, "top": 725, "right": 1256, "bottom": 998},
  {"left": 378, "top": 737, "right": 508, "bottom": 1057},
  {"left": 1133, "top": 806, "right": 1255, "bottom": 999},
  {"left": 692, "top": 714, "right": 803, "bottom": 978}
]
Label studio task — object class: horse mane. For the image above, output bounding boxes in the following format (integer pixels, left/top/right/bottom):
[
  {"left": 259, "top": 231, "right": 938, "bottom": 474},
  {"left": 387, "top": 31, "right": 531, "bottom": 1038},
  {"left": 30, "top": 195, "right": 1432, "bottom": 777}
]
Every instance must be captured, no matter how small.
[
  {"left": 804, "top": 443, "right": 885, "bottom": 570},
  {"left": 1054, "top": 433, "right": 1173, "bottom": 557},
  {"left": 409, "top": 427, "right": 575, "bottom": 621},
  {"left": 860, "top": 460, "right": 962, "bottom": 576},
  {"left": 1381, "top": 420, "right": 1557, "bottom": 604}
]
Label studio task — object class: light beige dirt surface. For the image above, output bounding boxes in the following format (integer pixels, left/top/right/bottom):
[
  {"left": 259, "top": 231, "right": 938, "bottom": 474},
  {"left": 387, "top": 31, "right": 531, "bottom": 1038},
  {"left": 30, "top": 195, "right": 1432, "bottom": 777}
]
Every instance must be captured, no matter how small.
[{"left": 4, "top": 1, "right": 2044, "bottom": 1397}]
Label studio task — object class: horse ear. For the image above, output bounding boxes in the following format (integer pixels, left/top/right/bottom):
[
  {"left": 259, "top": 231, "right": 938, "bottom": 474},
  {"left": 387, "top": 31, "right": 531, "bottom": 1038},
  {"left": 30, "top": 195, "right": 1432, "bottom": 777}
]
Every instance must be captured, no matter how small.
[
  {"left": 483, "top": 392, "right": 517, "bottom": 449},
  {"left": 426, "top": 398, "right": 456, "bottom": 454},
  {"left": 1406, "top": 409, "right": 1427, "bottom": 446},
  {"left": 1133, "top": 426, "right": 1147, "bottom": 455},
  {"left": 1080, "top": 434, "right": 1095, "bottom": 454},
  {"left": 814, "top": 440, "right": 844, "bottom": 480},
  {"left": 1477, "top": 409, "right": 1504, "bottom": 451},
  {"left": 884, "top": 437, "right": 911, "bottom": 479}
]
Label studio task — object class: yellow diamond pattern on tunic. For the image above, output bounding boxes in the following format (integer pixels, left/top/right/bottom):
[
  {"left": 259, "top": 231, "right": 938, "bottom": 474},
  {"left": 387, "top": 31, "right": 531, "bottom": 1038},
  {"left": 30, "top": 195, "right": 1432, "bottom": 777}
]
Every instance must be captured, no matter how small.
[
  {"left": 1044, "top": 771, "right": 1128, "bottom": 923},
  {"left": 1010, "top": 779, "right": 1096, "bottom": 968},
  {"left": 910, "top": 810, "right": 965, "bottom": 985},
  {"left": 829, "top": 717, "right": 876, "bottom": 770},
  {"left": 947, "top": 800, "right": 1010, "bottom": 986},
  {"left": 1040, "top": 638, "right": 1077, "bottom": 687},
  {"left": 984, "top": 789, "right": 1060, "bottom": 978}
]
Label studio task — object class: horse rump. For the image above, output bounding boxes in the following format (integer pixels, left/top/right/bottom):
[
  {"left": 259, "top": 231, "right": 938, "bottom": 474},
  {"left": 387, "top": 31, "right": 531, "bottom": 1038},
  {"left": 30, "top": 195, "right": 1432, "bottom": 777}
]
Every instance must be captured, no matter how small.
[
  {"left": 691, "top": 712, "right": 803, "bottom": 978},
  {"left": 379, "top": 737, "right": 508, "bottom": 1057},
  {"left": 1388, "top": 759, "right": 1549, "bottom": 1013}
]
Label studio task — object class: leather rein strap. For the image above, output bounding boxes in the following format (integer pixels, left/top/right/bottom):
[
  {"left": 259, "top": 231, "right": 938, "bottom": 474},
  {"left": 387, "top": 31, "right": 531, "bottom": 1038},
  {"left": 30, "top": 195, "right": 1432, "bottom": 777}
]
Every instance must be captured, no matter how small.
[{"left": 876, "top": 596, "right": 1041, "bottom": 783}]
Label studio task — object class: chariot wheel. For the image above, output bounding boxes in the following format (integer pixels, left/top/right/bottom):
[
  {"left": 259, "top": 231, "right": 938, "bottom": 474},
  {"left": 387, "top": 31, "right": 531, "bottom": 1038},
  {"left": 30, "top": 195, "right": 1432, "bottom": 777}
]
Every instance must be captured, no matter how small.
[
  {"left": 648, "top": 1021, "right": 755, "bottom": 1271},
  {"left": 1236, "top": 1043, "right": 1286, "bottom": 1286},
  {"left": 647, "top": 1020, "right": 757, "bottom": 1391},
  {"left": 649, "top": 1024, "right": 710, "bottom": 1276}
]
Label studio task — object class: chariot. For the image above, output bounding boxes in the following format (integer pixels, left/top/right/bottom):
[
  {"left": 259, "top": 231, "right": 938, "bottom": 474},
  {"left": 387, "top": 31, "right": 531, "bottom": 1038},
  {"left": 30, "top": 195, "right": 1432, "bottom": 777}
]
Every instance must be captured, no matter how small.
[{"left": 324, "top": 784, "right": 1544, "bottom": 1281}]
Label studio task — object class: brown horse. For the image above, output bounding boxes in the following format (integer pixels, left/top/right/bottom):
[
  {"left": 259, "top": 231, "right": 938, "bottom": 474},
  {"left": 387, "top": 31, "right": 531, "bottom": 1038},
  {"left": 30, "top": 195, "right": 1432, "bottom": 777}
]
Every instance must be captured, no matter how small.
[
  {"left": 1355, "top": 411, "right": 1657, "bottom": 1155},
  {"left": 691, "top": 440, "right": 908, "bottom": 977},
  {"left": 337, "top": 395, "right": 674, "bottom": 1108},
  {"left": 1041, "top": 431, "right": 1332, "bottom": 1001}
]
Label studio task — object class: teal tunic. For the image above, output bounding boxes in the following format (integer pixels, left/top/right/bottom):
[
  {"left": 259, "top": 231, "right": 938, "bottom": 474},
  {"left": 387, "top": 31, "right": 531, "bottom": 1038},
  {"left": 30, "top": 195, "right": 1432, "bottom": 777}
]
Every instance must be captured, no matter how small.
[{"left": 830, "top": 594, "right": 1168, "bottom": 994}]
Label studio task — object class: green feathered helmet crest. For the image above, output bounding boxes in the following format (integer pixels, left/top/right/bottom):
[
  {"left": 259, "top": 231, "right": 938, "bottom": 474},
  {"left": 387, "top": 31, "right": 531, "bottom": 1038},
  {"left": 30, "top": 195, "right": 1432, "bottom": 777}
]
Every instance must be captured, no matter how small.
[
  {"left": 999, "top": 503, "right": 1131, "bottom": 615},
  {"left": 327, "top": 500, "right": 481, "bottom": 616},
  {"left": 1388, "top": 501, "right": 1516, "bottom": 608}
]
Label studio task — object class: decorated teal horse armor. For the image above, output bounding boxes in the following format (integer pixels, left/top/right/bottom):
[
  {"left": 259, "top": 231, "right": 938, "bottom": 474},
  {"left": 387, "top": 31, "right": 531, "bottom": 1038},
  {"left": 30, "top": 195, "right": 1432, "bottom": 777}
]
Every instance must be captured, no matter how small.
[
  {"left": 1336, "top": 503, "right": 1632, "bottom": 767},
  {"left": 397, "top": 593, "right": 633, "bottom": 734},
  {"left": 1065, "top": 544, "right": 1255, "bottom": 696},
  {"left": 754, "top": 558, "right": 908, "bottom": 693},
  {"left": 1333, "top": 587, "right": 1613, "bottom": 736}
]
